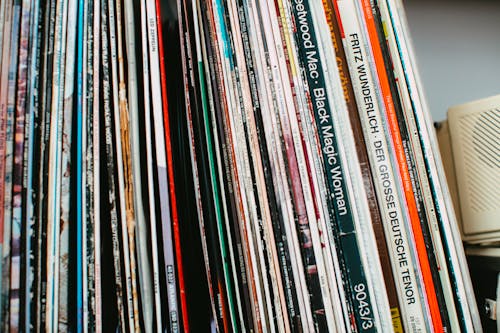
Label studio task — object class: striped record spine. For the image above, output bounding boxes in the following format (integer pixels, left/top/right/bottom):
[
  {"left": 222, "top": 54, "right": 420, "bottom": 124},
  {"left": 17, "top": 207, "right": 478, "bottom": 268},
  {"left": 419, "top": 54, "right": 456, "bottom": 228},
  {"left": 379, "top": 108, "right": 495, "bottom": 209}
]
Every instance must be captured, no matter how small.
[
  {"left": 58, "top": 0, "right": 77, "bottom": 329},
  {"left": 122, "top": 0, "right": 155, "bottom": 330},
  {"left": 22, "top": 0, "right": 42, "bottom": 329},
  {"left": 0, "top": 0, "right": 13, "bottom": 326},
  {"left": 114, "top": 0, "right": 141, "bottom": 329},
  {"left": 228, "top": 0, "right": 296, "bottom": 329},
  {"left": 85, "top": 0, "right": 96, "bottom": 328},
  {"left": 254, "top": 0, "right": 317, "bottom": 328},
  {"left": 107, "top": 0, "right": 136, "bottom": 328},
  {"left": 46, "top": 0, "right": 70, "bottom": 329},
  {"left": 0, "top": 0, "right": 7, "bottom": 76},
  {"left": 10, "top": 0, "right": 32, "bottom": 330},
  {"left": 100, "top": 0, "right": 127, "bottom": 328},
  {"left": 205, "top": 0, "right": 275, "bottom": 328},
  {"left": 240, "top": 0, "right": 311, "bottom": 329},
  {"left": 2, "top": 1, "right": 22, "bottom": 330},
  {"left": 189, "top": 0, "right": 252, "bottom": 329},
  {"left": 92, "top": 0, "right": 102, "bottom": 329},
  {"left": 191, "top": 0, "right": 249, "bottom": 329},
  {"left": 34, "top": 0, "right": 56, "bottom": 329},
  {"left": 76, "top": 0, "right": 86, "bottom": 329},
  {"left": 209, "top": 0, "right": 269, "bottom": 328}
]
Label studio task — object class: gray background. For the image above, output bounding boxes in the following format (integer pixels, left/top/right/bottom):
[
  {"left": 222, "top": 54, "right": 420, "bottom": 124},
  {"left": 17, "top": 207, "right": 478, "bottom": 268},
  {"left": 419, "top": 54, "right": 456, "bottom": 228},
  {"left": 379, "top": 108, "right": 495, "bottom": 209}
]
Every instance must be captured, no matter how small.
[{"left": 404, "top": 0, "right": 500, "bottom": 121}]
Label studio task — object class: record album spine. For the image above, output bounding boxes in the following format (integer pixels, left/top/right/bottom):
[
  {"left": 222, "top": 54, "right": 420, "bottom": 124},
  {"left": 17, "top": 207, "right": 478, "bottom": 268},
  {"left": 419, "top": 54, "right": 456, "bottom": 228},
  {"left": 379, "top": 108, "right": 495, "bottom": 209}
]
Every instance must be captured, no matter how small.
[
  {"left": 267, "top": 0, "right": 342, "bottom": 329},
  {"left": 235, "top": 0, "right": 298, "bottom": 330},
  {"left": 100, "top": 0, "right": 127, "bottom": 328},
  {"left": 2, "top": 1, "right": 22, "bottom": 329},
  {"left": 58, "top": 0, "right": 77, "bottom": 329},
  {"left": 210, "top": 0, "right": 271, "bottom": 327},
  {"left": 138, "top": 0, "right": 163, "bottom": 330},
  {"left": 85, "top": 0, "right": 96, "bottom": 328},
  {"left": 92, "top": 0, "right": 102, "bottom": 328},
  {"left": 223, "top": 0, "right": 289, "bottom": 328},
  {"left": 81, "top": 0, "right": 90, "bottom": 327},
  {"left": 356, "top": 0, "right": 448, "bottom": 330},
  {"left": 46, "top": 0, "right": 70, "bottom": 327},
  {"left": 221, "top": 0, "right": 285, "bottom": 327},
  {"left": 145, "top": 0, "right": 181, "bottom": 329},
  {"left": 177, "top": 0, "right": 233, "bottom": 329},
  {"left": 203, "top": 0, "right": 260, "bottom": 328},
  {"left": 122, "top": 0, "right": 155, "bottom": 329},
  {"left": 191, "top": 0, "right": 257, "bottom": 329},
  {"left": 155, "top": 0, "right": 189, "bottom": 328},
  {"left": 392, "top": 0, "right": 480, "bottom": 324},
  {"left": 107, "top": 0, "right": 136, "bottom": 327},
  {"left": 251, "top": 0, "right": 317, "bottom": 329},
  {"left": 321, "top": 0, "right": 404, "bottom": 330},
  {"left": 114, "top": 0, "right": 140, "bottom": 329},
  {"left": 196, "top": 0, "right": 261, "bottom": 329},
  {"left": 374, "top": 1, "right": 462, "bottom": 330},
  {"left": 34, "top": 0, "right": 56, "bottom": 329},
  {"left": 22, "top": 0, "right": 42, "bottom": 329},
  {"left": 76, "top": 0, "right": 87, "bottom": 329},
  {"left": 0, "top": 1, "right": 14, "bottom": 323},
  {"left": 10, "top": 0, "right": 32, "bottom": 330},
  {"left": 277, "top": 0, "right": 348, "bottom": 329},
  {"left": 0, "top": 0, "right": 7, "bottom": 76},
  {"left": 334, "top": 0, "right": 428, "bottom": 330},
  {"left": 290, "top": 0, "right": 382, "bottom": 331}
]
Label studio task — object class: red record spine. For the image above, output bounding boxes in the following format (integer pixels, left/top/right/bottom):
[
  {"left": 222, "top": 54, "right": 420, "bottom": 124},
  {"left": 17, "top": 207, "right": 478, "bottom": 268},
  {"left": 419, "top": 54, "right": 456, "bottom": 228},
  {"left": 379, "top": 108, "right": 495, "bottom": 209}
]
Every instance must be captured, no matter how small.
[{"left": 154, "top": 1, "right": 189, "bottom": 331}]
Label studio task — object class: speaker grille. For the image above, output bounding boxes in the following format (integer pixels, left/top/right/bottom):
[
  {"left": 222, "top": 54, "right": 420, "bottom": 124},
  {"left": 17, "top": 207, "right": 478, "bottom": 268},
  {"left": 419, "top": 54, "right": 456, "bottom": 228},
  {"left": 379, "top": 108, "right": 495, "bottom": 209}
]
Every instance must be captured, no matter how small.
[{"left": 458, "top": 108, "right": 500, "bottom": 213}]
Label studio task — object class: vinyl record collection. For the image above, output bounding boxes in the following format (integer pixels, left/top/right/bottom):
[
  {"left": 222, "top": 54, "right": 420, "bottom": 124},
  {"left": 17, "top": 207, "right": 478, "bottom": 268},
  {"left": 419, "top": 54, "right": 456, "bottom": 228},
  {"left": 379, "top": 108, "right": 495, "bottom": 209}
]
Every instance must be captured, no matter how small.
[{"left": 0, "top": 0, "right": 482, "bottom": 331}]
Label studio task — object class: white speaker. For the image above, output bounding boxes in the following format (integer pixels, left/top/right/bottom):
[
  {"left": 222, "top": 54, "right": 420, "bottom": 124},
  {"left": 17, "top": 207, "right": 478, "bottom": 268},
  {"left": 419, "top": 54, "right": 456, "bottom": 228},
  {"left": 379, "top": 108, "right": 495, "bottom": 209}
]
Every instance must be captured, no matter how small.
[{"left": 448, "top": 95, "right": 500, "bottom": 244}]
